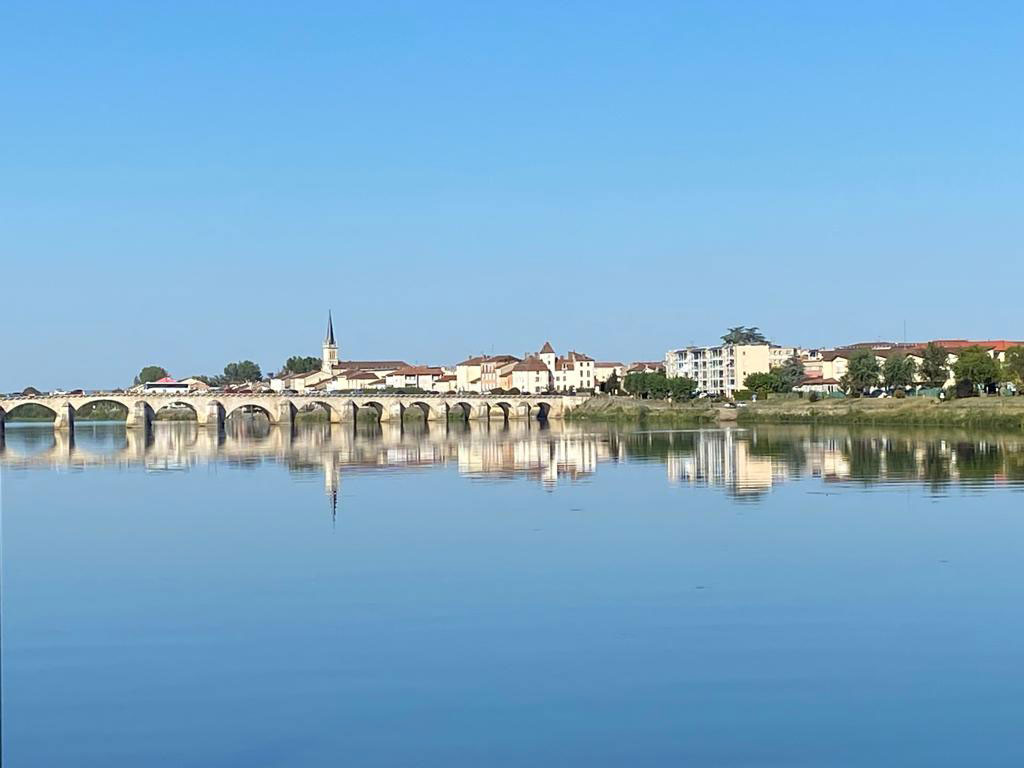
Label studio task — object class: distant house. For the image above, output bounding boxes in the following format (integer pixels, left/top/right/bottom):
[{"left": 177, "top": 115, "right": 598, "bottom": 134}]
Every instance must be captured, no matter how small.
[
  {"left": 594, "top": 362, "right": 626, "bottom": 388},
  {"left": 384, "top": 366, "right": 447, "bottom": 391},
  {"left": 510, "top": 356, "right": 551, "bottom": 394},
  {"left": 793, "top": 376, "right": 842, "bottom": 394}
]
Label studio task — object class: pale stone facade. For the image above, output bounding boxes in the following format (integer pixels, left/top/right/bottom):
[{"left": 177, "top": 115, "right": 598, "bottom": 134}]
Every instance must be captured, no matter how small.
[{"left": 665, "top": 343, "right": 772, "bottom": 397}]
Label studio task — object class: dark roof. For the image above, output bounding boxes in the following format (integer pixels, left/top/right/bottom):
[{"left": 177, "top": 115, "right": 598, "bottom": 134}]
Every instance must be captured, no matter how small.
[
  {"left": 540, "top": 341, "right": 555, "bottom": 354},
  {"left": 325, "top": 311, "right": 336, "bottom": 346}
]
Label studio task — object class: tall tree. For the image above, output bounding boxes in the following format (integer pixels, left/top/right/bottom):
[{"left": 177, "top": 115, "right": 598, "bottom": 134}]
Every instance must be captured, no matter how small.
[
  {"left": 602, "top": 371, "right": 620, "bottom": 395},
  {"left": 222, "top": 360, "right": 263, "bottom": 383},
  {"left": 883, "top": 354, "right": 918, "bottom": 390},
  {"left": 1003, "top": 346, "right": 1024, "bottom": 386},
  {"left": 668, "top": 376, "right": 698, "bottom": 400},
  {"left": 919, "top": 342, "right": 950, "bottom": 388},
  {"left": 721, "top": 326, "right": 768, "bottom": 345},
  {"left": 134, "top": 365, "right": 169, "bottom": 385},
  {"left": 774, "top": 357, "right": 805, "bottom": 391},
  {"left": 282, "top": 355, "right": 321, "bottom": 375},
  {"left": 744, "top": 371, "right": 784, "bottom": 396},
  {"left": 952, "top": 346, "right": 1001, "bottom": 394},
  {"left": 840, "top": 349, "right": 881, "bottom": 396}
]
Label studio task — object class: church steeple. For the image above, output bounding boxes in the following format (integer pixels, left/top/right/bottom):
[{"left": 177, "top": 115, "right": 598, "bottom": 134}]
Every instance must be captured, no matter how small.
[
  {"left": 322, "top": 311, "right": 339, "bottom": 373},
  {"left": 325, "top": 311, "right": 336, "bottom": 345}
]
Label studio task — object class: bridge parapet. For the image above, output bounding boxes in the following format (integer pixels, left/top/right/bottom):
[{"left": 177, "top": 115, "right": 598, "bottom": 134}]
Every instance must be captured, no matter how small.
[{"left": 0, "top": 391, "right": 591, "bottom": 432}]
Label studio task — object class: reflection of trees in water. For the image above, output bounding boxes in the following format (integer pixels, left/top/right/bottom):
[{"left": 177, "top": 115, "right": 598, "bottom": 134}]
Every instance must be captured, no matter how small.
[
  {"left": 954, "top": 442, "right": 1004, "bottom": 483},
  {"left": 613, "top": 430, "right": 698, "bottom": 461},
  {"left": 745, "top": 431, "right": 807, "bottom": 473},
  {"left": 5, "top": 420, "right": 1024, "bottom": 495},
  {"left": 920, "top": 444, "right": 952, "bottom": 491},
  {"left": 843, "top": 438, "right": 883, "bottom": 482},
  {"left": 881, "top": 438, "right": 917, "bottom": 479}
]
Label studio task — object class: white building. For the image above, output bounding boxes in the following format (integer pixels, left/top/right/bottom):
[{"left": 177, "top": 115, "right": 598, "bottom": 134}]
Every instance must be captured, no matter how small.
[{"left": 665, "top": 343, "right": 772, "bottom": 397}]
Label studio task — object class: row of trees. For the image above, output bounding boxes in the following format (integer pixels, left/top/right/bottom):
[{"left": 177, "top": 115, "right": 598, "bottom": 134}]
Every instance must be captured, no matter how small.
[
  {"left": 743, "top": 357, "right": 805, "bottom": 396},
  {"left": 622, "top": 371, "right": 698, "bottom": 400},
  {"left": 134, "top": 360, "right": 264, "bottom": 387},
  {"left": 841, "top": 343, "right": 1024, "bottom": 397}
]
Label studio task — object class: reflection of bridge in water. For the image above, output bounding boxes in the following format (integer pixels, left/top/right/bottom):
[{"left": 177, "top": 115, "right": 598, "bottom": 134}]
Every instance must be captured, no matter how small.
[{"left": 3, "top": 423, "right": 1023, "bottom": 506}]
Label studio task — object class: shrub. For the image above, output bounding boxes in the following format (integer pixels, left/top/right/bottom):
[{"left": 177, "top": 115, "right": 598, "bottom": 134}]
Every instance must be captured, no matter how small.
[
  {"left": 808, "top": 391, "right": 820, "bottom": 403},
  {"left": 893, "top": 388, "right": 906, "bottom": 399}
]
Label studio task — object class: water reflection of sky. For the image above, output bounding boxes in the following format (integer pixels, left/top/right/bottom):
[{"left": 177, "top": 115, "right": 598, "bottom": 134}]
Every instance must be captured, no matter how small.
[
  {"left": 5, "top": 421, "right": 1024, "bottom": 766},
  {"left": 3, "top": 421, "right": 1024, "bottom": 500}
]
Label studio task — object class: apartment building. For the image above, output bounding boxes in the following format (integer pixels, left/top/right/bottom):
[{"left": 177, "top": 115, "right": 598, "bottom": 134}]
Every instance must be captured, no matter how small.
[{"left": 664, "top": 343, "right": 771, "bottom": 397}]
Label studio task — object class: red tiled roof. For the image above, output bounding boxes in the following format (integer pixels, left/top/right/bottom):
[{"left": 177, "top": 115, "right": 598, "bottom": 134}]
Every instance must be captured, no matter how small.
[
  {"left": 336, "top": 360, "right": 408, "bottom": 370},
  {"left": 513, "top": 357, "right": 549, "bottom": 372},
  {"left": 389, "top": 366, "right": 444, "bottom": 376}
]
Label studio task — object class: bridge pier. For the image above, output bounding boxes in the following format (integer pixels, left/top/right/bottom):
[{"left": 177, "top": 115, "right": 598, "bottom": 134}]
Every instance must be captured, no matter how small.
[
  {"left": 0, "top": 408, "right": 5, "bottom": 441},
  {"left": 125, "top": 401, "right": 154, "bottom": 430},
  {"left": 53, "top": 402, "right": 76, "bottom": 432},
  {"left": 199, "top": 401, "right": 225, "bottom": 430},
  {"left": 427, "top": 403, "right": 448, "bottom": 422},
  {"left": 277, "top": 401, "right": 295, "bottom": 428},
  {"left": 468, "top": 404, "right": 490, "bottom": 421},
  {"left": 379, "top": 403, "right": 403, "bottom": 423}
]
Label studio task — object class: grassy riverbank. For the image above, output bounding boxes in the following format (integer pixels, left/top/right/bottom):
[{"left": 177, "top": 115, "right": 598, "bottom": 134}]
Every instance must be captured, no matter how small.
[
  {"left": 737, "top": 396, "right": 1024, "bottom": 429},
  {"left": 567, "top": 396, "right": 718, "bottom": 425}
]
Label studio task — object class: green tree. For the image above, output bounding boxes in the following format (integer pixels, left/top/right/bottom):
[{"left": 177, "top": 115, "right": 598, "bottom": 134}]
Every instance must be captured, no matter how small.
[
  {"left": 623, "top": 372, "right": 675, "bottom": 399},
  {"left": 883, "top": 354, "right": 918, "bottom": 390},
  {"left": 602, "top": 371, "right": 621, "bottom": 395},
  {"left": 721, "top": 326, "right": 768, "bottom": 344},
  {"left": 919, "top": 342, "right": 950, "bottom": 388},
  {"left": 774, "top": 357, "right": 805, "bottom": 391},
  {"left": 1004, "top": 346, "right": 1024, "bottom": 386},
  {"left": 668, "top": 376, "right": 698, "bottom": 400},
  {"left": 744, "top": 371, "right": 784, "bottom": 396},
  {"left": 840, "top": 349, "right": 881, "bottom": 396},
  {"left": 222, "top": 360, "right": 263, "bottom": 383},
  {"left": 952, "top": 346, "right": 1001, "bottom": 395},
  {"left": 282, "top": 355, "right": 321, "bottom": 375},
  {"left": 134, "top": 365, "right": 169, "bottom": 385}
]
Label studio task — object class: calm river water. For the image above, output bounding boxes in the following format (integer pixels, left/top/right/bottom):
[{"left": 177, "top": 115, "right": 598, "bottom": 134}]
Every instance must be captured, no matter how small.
[{"left": 2, "top": 420, "right": 1024, "bottom": 766}]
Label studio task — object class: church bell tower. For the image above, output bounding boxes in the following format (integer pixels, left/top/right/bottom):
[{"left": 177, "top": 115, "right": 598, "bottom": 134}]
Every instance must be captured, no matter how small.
[{"left": 322, "top": 311, "right": 339, "bottom": 373}]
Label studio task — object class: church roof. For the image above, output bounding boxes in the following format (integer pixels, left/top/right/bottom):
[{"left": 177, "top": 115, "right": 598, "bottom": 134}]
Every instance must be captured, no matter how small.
[{"left": 540, "top": 341, "right": 555, "bottom": 354}]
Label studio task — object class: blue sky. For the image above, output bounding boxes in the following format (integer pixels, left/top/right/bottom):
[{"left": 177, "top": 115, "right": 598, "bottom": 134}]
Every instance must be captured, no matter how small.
[{"left": 2, "top": 2, "right": 1022, "bottom": 390}]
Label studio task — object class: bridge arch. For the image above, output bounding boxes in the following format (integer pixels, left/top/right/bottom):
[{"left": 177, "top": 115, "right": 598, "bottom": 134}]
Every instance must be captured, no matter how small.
[
  {"left": 153, "top": 400, "right": 199, "bottom": 422},
  {"left": 356, "top": 401, "right": 384, "bottom": 421},
  {"left": 225, "top": 401, "right": 276, "bottom": 423},
  {"left": 491, "top": 401, "right": 512, "bottom": 421},
  {"left": 404, "top": 401, "right": 435, "bottom": 421},
  {"left": 1, "top": 402, "right": 57, "bottom": 422},
  {"left": 75, "top": 398, "right": 130, "bottom": 421},
  {"left": 447, "top": 402, "right": 473, "bottom": 421}
]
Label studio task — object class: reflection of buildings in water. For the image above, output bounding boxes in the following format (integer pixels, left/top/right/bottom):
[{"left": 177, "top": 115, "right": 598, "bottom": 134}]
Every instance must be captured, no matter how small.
[
  {"left": 665, "top": 430, "right": 779, "bottom": 497},
  {"left": 4, "top": 422, "right": 1023, "bottom": 497}
]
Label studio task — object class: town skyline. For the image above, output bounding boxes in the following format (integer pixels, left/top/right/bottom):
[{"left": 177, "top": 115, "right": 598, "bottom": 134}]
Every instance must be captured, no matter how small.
[{"left": 4, "top": 311, "right": 1021, "bottom": 393}]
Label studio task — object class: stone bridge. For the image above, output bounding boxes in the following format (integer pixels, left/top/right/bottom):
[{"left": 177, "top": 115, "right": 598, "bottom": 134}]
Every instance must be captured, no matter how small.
[{"left": 0, "top": 391, "right": 591, "bottom": 435}]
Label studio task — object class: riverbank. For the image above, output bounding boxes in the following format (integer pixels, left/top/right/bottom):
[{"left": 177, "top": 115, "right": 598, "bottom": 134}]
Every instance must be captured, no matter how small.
[
  {"left": 737, "top": 396, "right": 1024, "bottom": 429},
  {"left": 567, "top": 396, "right": 718, "bottom": 424}
]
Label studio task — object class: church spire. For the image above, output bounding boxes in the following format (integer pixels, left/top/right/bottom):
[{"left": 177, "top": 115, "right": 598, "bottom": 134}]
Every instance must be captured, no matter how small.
[{"left": 325, "top": 311, "right": 336, "bottom": 346}]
